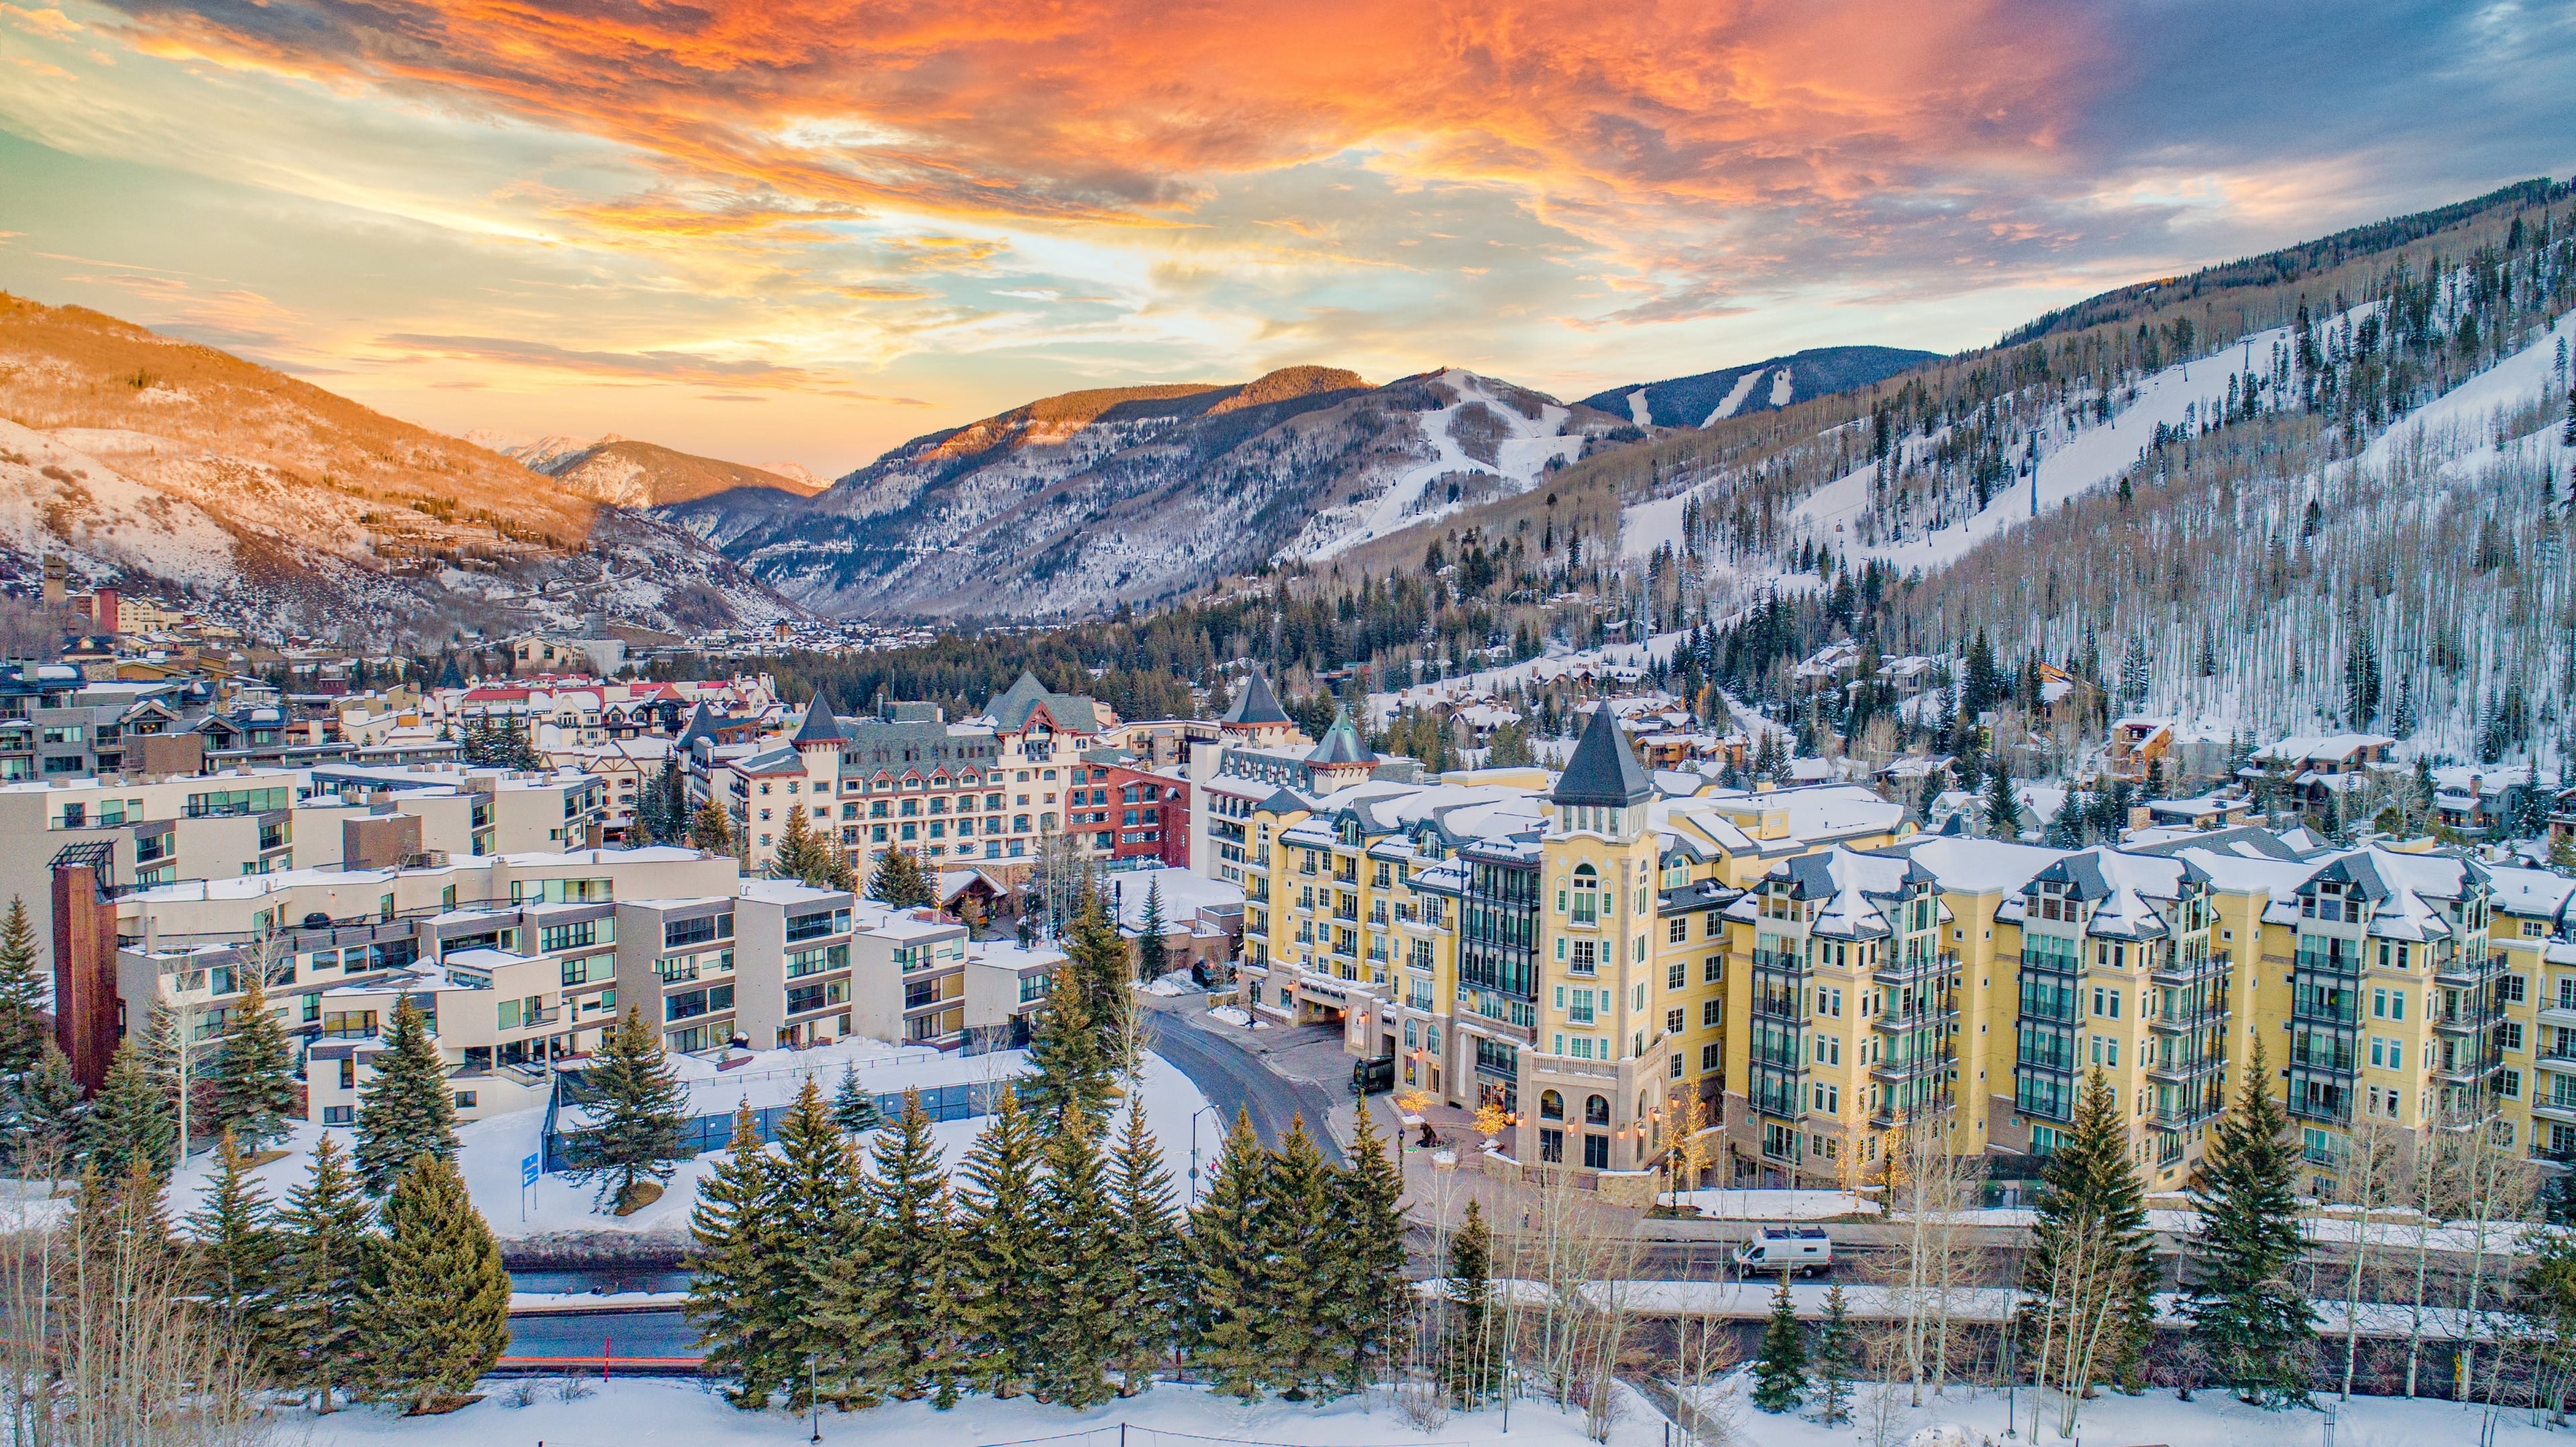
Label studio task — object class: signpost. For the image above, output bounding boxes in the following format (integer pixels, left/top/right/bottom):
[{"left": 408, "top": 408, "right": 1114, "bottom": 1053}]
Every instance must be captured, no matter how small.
[{"left": 521, "top": 1150, "right": 539, "bottom": 1222}]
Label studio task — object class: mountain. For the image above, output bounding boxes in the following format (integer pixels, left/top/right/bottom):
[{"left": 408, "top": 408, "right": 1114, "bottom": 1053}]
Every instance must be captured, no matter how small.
[
  {"left": 0, "top": 296, "right": 797, "bottom": 641},
  {"left": 707, "top": 365, "right": 1634, "bottom": 618},
  {"left": 1576, "top": 344, "right": 1939, "bottom": 428},
  {"left": 523, "top": 437, "right": 823, "bottom": 508}
]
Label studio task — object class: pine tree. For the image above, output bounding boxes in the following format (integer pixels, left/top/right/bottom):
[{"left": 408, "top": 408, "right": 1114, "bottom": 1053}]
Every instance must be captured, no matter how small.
[
  {"left": 7, "top": 1039, "right": 85, "bottom": 1170},
  {"left": 354, "top": 996, "right": 455, "bottom": 1195},
  {"left": 769, "top": 1077, "right": 862, "bottom": 1409},
  {"left": 953, "top": 1085, "right": 1045, "bottom": 1397},
  {"left": 275, "top": 1133, "right": 377, "bottom": 1411},
  {"left": 2184, "top": 1042, "right": 2314, "bottom": 1407},
  {"left": 833, "top": 1062, "right": 883, "bottom": 1133},
  {"left": 1187, "top": 1108, "right": 1270, "bottom": 1401},
  {"left": 1259, "top": 1116, "right": 1335, "bottom": 1399},
  {"left": 0, "top": 896, "right": 46, "bottom": 1075},
  {"left": 1022, "top": 956, "right": 1109, "bottom": 1128},
  {"left": 1104, "top": 1089, "right": 1179, "bottom": 1397},
  {"left": 211, "top": 974, "right": 296, "bottom": 1151},
  {"left": 2026, "top": 1068, "right": 2156, "bottom": 1390},
  {"left": 1033, "top": 1097, "right": 1118, "bottom": 1407},
  {"left": 1443, "top": 1199, "right": 1497, "bottom": 1407},
  {"left": 186, "top": 1130, "right": 282, "bottom": 1379},
  {"left": 687, "top": 1104, "right": 794, "bottom": 1407},
  {"left": 1063, "top": 881, "right": 1138, "bottom": 1074},
  {"left": 1751, "top": 1271, "right": 1808, "bottom": 1412},
  {"left": 826, "top": 1089, "right": 959, "bottom": 1405},
  {"left": 84, "top": 1033, "right": 174, "bottom": 1179},
  {"left": 1813, "top": 1282, "right": 1855, "bottom": 1425},
  {"left": 576, "top": 1006, "right": 690, "bottom": 1213},
  {"left": 772, "top": 804, "right": 830, "bottom": 886},
  {"left": 1327, "top": 1105, "right": 1406, "bottom": 1393},
  {"left": 1984, "top": 753, "right": 2020, "bottom": 838},
  {"left": 691, "top": 798, "right": 735, "bottom": 855},
  {"left": 1135, "top": 880, "right": 1168, "bottom": 980},
  {"left": 869, "top": 847, "right": 935, "bottom": 909},
  {"left": 364, "top": 1153, "right": 511, "bottom": 1412}
]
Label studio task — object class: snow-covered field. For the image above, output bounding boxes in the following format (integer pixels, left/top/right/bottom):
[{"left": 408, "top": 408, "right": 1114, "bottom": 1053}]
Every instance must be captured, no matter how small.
[
  {"left": 303, "top": 1377, "right": 1672, "bottom": 1447},
  {"left": 164, "top": 1046, "right": 1211, "bottom": 1242},
  {"left": 1689, "top": 1372, "right": 2555, "bottom": 1447}
]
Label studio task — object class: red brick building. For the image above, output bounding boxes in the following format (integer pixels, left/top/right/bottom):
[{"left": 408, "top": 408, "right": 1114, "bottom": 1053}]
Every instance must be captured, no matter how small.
[{"left": 1070, "top": 761, "right": 1190, "bottom": 868}]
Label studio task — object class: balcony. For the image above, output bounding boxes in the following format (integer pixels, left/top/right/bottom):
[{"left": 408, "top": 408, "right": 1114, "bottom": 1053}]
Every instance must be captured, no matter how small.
[
  {"left": 2152, "top": 949, "right": 2229, "bottom": 987},
  {"left": 2146, "top": 1053, "right": 2224, "bottom": 1087},
  {"left": 2436, "top": 955, "right": 2502, "bottom": 988},
  {"left": 1874, "top": 1001, "right": 1957, "bottom": 1034},
  {"left": 1871, "top": 1053, "right": 1949, "bottom": 1085},
  {"left": 2534, "top": 1096, "right": 2576, "bottom": 1124}
]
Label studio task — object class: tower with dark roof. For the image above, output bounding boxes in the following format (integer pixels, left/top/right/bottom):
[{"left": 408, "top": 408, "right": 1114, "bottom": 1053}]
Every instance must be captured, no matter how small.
[
  {"left": 1304, "top": 704, "right": 1377, "bottom": 792},
  {"left": 791, "top": 688, "right": 849, "bottom": 749},
  {"left": 1552, "top": 704, "right": 1652, "bottom": 840},
  {"left": 1218, "top": 669, "right": 1303, "bottom": 747}
]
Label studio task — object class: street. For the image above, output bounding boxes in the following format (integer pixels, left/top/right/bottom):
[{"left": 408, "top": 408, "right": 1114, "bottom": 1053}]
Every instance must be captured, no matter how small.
[{"left": 1142, "top": 997, "right": 1346, "bottom": 1166}]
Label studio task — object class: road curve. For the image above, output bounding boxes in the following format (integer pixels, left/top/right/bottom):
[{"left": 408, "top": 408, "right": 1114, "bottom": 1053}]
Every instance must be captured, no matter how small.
[{"left": 1146, "top": 1007, "right": 1344, "bottom": 1169}]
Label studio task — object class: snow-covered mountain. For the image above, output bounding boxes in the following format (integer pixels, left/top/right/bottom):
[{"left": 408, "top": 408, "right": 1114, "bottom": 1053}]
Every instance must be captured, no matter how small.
[
  {"left": 0, "top": 297, "right": 798, "bottom": 641},
  {"left": 707, "top": 366, "right": 1632, "bottom": 618},
  {"left": 1578, "top": 345, "right": 1936, "bottom": 429}
]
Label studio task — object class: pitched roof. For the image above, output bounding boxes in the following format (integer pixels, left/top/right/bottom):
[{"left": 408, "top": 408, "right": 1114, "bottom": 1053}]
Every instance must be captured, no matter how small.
[
  {"left": 1222, "top": 669, "right": 1292, "bottom": 727},
  {"left": 1306, "top": 706, "right": 1375, "bottom": 766},
  {"left": 674, "top": 701, "right": 722, "bottom": 748},
  {"left": 1552, "top": 704, "right": 1653, "bottom": 808},
  {"left": 986, "top": 669, "right": 1104, "bottom": 733},
  {"left": 791, "top": 688, "right": 849, "bottom": 746}
]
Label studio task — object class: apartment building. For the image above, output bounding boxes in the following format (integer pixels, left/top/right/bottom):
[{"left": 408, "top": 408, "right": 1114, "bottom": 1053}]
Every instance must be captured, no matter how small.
[
  {"left": 307, "top": 763, "right": 608, "bottom": 857},
  {"left": 724, "top": 675, "right": 1116, "bottom": 879}
]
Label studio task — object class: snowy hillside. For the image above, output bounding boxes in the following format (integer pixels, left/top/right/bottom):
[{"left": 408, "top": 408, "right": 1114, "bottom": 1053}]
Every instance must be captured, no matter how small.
[
  {"left": 1578, "top": 344, "right": 1936, "bottom": 429},
  {"left": 1289, "top": 370, "right": 1593, "bottom": 561}
]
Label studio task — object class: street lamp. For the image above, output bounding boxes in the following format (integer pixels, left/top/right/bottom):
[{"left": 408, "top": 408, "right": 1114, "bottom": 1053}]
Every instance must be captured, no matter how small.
[
  {"left": 808, "top": 1355, "right": 821, "bottom": 1442},
  {"left": 1186, "top": 1104, "right": 1226, "bottom": 1204}
]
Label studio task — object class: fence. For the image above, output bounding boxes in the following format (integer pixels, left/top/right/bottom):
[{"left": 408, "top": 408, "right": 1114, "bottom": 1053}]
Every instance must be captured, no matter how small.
[{"left": 543, "top": 1073, "right": 1027, "bottom": 1173}]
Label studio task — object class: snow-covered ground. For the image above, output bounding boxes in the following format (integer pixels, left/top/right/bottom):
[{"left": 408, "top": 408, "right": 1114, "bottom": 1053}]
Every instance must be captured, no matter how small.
[
  {"left": 305, "top": 1377, "right": 1673, "bottom": 1447},
  {"left": 1690, "top": 1371, "right": 2561, "bottom": 1447},
  {"left": 164, "top": 1046, "right": 1211, "bottom": 1242},
  {"left": 1661, "top": 1188, "right": 1870, "bottom": 1220},
  {"left": 1299, "top": 370, "right": 1585, "bottom": 561}
]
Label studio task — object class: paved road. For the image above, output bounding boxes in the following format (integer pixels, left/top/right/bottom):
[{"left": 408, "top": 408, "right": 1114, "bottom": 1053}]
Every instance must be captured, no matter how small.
[
  {"left": 508, "top": 1309, "right": 700, "bottom": 1359},
  {"left": 1144, "top": 1001, "right": 1344, "bottom": 1167}
]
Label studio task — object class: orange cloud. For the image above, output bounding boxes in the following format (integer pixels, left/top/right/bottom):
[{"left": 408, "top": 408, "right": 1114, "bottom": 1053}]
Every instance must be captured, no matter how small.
[{"left": 91, "top": 0, "right": 2102, "bottom": 305}]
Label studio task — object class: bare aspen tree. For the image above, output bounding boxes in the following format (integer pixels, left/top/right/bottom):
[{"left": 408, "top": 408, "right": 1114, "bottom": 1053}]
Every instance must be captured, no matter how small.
[
  {"left": 2402, "top": 1097, "right": 2455, "bottom": 1399},
  {"left": 1666, "top": 1307, "right": 1740, "bottom": 1447},
  {"left": 1883, "top": 1114, "right": 1981, "bottom": 1405},
  {"left": 2027, "top": 1209, "right": 2138, "bottom": 1439},
  {"left": 2333, "top": 1113, "right": 2404, "bottom": 1401},
  {"left": 2455, "top": 1114, "right": 2536, "bottom": 1406}
]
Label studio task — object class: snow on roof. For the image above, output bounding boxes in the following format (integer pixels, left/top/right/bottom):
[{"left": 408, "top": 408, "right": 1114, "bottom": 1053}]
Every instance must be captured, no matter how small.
[
  {"left": 2488, "top": 865, "right": 2576, "bottom": 921},
  {"left": 1898, "top": 835, "right": 2066, "bottom": 896},
  {"left": 1101, "top": 865, "right": 1244, "bottom": 932},
  {"left": 736, "top": 877, "right": 848, "bottom": 907}
]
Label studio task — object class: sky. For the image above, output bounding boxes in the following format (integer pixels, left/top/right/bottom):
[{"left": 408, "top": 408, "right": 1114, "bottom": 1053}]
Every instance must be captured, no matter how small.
[{"left": 1, "top": 1, "right": 2571, "bottom": 480}]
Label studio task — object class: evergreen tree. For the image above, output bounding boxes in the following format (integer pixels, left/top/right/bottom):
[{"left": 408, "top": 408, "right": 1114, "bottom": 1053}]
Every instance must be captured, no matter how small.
[
  {"left": 1326, "top": 1105, "right": 1406, "bottom": 1393},
  {"left": 211, "top": 973, "right": 296, "bottom": 1151},
  {"left": 868, "top": 847, "right": 936, "bottom": 909},
  {"left": 2184, "top": 1042, "right": 2314, "bottom": 1406},
  {"left": 0, "top": 896, "right": 46, "bottom": 1075},
  {"left": 1187, "top": 1108, "right": 1271, "bottom": 1402},
  {"left": 691, "top": 798, "right": 736, "bottom": 854},
  {"left": 354, "top": 996, "right": 455, "bottom": 1195},
  {"left": 687, "top": 1104, "right": 795, "bottom": 1407},
  {"left": 1813, "top": 1282, "right": 1855, "bottom": 1425},
  {"left": 1751, "top": 1271, "right": 1808, "bottom": 1412},
  {"left": 7, "top": 1040, "right": 85, "bottom": 1169},
  {"left": 771, "top": 804, "right": 831, "bottom": 886},
  {"left": 1135, "top": 880, "right": 1168, "bottom": 980},
  {"left": 364, "top": 1153, "right": 511, "bottom": 1412},
  {"left": 1443, "top": 1199, "right": 1497, "bottom": 1407},
  {"left": 1104, "top": 1089, "right": 1179, "bottom": 1397},
  {"left": 1064, "top": 881, "right": 1139, "bottom": 1073},
  {"left": 275, "top": 1134, "right": 376, "bottom": 1412},
  {"left": 1259, "top": 1116, "right": 1335, "bottom": 1399},
  {"left": 827, "top": 1089, "right": 959, "bottom": 1405},
  {"left": 953, "top": 1085, "right": 1045, "bottom": 1397},
  {"left": 769, "top": 1077, "right": 862, "bottom": 1409},
  {"left": 832, "top": 1062, "right": 883, "bottom": 1134},
  {"left": 1033, "top": 1097, "right": 1118, "bottom": 1407},
  {"left": 84, "top": 1034, "right": 174, "bottom": 1179},
  {"left": 2026, "top": 1068, "right": 2156, "bottom": 1390},
  {"left": 1022, "top": 956, "right": 1110, "bottom": 1129},
  {"left": 186, "top": 1130, "right": 282, "bottom": 1379},
  {"left": 576, "top": 1006, "right": 690, "bottom": 1213},
  {"left": 1984, "top": 753, "right": 2021, "bottom": 838}
]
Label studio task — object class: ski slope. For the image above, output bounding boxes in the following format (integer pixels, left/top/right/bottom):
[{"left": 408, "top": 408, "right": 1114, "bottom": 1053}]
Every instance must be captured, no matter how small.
[{"left": 1298, "top": 369, "right": 1582, "bottom": 561}]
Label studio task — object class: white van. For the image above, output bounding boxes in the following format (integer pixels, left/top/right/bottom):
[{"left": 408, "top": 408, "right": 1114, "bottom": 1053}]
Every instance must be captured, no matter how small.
[{"left": 1734, "top": 1226, "right": 1831, "bottom": 1277}]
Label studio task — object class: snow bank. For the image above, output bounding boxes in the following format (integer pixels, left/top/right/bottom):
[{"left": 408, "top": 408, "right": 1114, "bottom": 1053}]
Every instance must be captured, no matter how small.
[
  {"left": 1662, "top": 1187, "right": 1870, "bottom": 1220},
  {"left": 303, "top": 1375, "right": 1674, "bottom": 1447}
]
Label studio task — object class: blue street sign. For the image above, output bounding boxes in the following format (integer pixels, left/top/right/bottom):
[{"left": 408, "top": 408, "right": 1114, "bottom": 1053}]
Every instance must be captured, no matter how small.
[{"left": 522, "top": 1151, "right": 541, "bottom": 1187}]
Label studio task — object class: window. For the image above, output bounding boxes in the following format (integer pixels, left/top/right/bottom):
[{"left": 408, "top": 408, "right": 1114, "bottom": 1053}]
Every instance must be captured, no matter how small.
[
  {"left": 1540, "top": 1089, "right": 1564, "bottom": 1120},
  {"left": 1571, "top": 865, "right": 1599, "bottom": 924},
  {"left": 2503, "top": 1069, "right": 2522, "bottom": 1099},
  {"left": 1584, "top": 1094, "right": 1610, "bottom": 1126},
  {"left": 1703, "top": 999, "right": 1723, "bottom": 1028},
  {"left": 1702, "top": 1042, "right": 1721, "bottom": 1071},
  {"left": 322, "top": 1105, "right": 353, "bottom": 1126},
  {"left": 1668, "top": 917, "right": 1687, "bottom": 944},
  {"left": 1539, "top": 1128, "right": 1564, "bottom": 1163},
  {"left": 2505, "top": 974, "right": 2528, "bottom": 1004},
  {"left": 1705, "top": 956, "right": 1723, "bottom": 983},
  {"left": 1582, "top": 1134, "right": 1611, "bottom": 1169},
  {"left": 1665, "top": 1008, "right": 1685, "bottom": 1035},
  {"left": 1667, "top": 961, "right": 1686, "bottom": 989},
  {"left": 453, "top": 1091, "right": 478, "bottom": 1110},
  {"left": 2503, "top": 1021, "right": 2525, "bottom": 1052}
]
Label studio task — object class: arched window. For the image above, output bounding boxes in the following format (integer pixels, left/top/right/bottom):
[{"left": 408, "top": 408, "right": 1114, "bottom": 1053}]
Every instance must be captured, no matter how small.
[
  {"left": 1572, "top": 863, "right": 1599, "bottom": 925},
  {"left": 1540, "top": 1089, "right": 1565, "bottom": 1120},
  {"left": 1584, "top": 1093, "right": 1610, "bottom": 1126}
]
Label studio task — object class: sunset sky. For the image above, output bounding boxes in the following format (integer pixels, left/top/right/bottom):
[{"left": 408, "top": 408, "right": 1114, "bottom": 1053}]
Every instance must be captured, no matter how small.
[{"left": 1, "top": 0, "right": 2569, "bottom": 478}]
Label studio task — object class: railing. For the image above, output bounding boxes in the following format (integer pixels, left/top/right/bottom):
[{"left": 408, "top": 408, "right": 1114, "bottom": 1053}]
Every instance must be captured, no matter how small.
[{"left": 1751, "top": 948, "right": 1807, "bottom": 975}]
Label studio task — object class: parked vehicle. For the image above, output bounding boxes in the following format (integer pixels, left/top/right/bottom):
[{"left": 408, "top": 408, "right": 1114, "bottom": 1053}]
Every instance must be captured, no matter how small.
[{"left": 1734, "top": 1225, "right": 1831, "bottom": 1277}]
